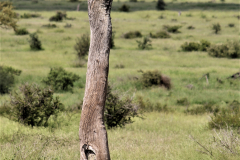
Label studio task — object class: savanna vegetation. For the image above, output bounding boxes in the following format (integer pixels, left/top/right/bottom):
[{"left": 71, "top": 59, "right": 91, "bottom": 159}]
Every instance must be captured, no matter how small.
[{"left": 0, "top": 0, "right": 239, "bottom": 159}]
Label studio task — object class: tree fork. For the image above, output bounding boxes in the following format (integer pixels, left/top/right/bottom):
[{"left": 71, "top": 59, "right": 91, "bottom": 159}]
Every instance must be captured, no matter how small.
[{"left": 79, "top": 0, "right": 113, "bottom": 159}]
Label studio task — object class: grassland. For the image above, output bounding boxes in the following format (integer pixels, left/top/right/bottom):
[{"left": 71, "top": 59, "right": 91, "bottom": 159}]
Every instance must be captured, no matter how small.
[{"left": 0, "top": 0, "right": 240, "bottom": 159}]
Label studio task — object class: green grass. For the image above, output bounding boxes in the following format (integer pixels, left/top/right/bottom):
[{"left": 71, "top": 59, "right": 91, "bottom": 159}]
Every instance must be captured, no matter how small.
[{"left": 0, "top": 1, "right": 240, "bottom": 159}]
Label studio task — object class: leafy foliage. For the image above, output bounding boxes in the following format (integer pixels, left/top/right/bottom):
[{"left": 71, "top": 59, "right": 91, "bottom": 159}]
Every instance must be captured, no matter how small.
[
  {"left": 181, "top": 40, "right": 211, "bottom": 52},
  {"left": 0, "top": 2, "right": 18, "bottom": 30},
  {"left": 207, "top": 40, "right": 240, "bottom": 58},
  {"left": 29, "top": 32, "right": 42, "bottom": 50},
  {"left": 163, "top": 25, "right": 181, "bottom": 33},
  {"left": 0, "top": 66, "right": 21, "bottom": 94},
  {"left": 42, "top": 67, "right": 80, "bottom": 91},
  {"left": 105, "top": 85, "right": 140, "bottom": 129},
  {"left": 119, "top": 4, "right": 130, "bottom": 12},
  {"left": 150, "top": 30, "right": 171, "bottom": 39},
  {"left": 14, "top": 27, "right": 29, "bottom": 35},
  {"left": 123, "top": 31, "right": 142, "bottom": 39},
  {"left": 136, "top": 37, "right": 152, "bottom": 50},
  {"left": 49, "top": 11, "right": 67, "bottom": 22},
  {"left": 21, "top": 13, "right": 41, "bottom": 19},
  {"left": 187, "top": 25, "right": 195, "bottom": 29},
  {"left": 141, "top": 70, "right": 171, "bottom": 89},
  {"left": 74, "top": 34, "right": 90, "bottom": 59},
  {"left": 156, "top": 0, "right": 166, "bottom": 10},
  {"left": 212, "top": 23, "right": 221, "bottom": 34},
  {"left": 209, "top": 100, "right": 240, "bottom": 129},
  {"left": 42, "top": 23, "right": 57, "bottom": 28},
  {"left": 228, "top": 23, "right": 235, "bottom": 27},
  {"left": 9, "top": 83, "right": 64, "bottom": 127}
]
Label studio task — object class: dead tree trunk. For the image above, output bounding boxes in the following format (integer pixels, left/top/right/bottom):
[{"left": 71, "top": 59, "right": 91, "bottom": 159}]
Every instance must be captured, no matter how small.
[{"left": 79, "top": 0, "right": 113, "bottom": 159}]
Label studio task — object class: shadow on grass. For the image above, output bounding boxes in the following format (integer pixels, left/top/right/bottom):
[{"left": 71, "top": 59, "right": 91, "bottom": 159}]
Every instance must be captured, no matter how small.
[{"left": 12, "top": 1, "right": 240, "bottom": 11}]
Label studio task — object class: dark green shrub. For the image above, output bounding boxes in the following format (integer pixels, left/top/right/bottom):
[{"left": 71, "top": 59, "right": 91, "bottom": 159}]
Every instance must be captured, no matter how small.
[
  {"left": 150, "top": 30, "right": 171, "bottom": 39},
  {"left": 181, "top": 40, "right": 211, "bottom": 52},
  {"left": 105, "top": 84, "right": 140, "bottom": 129},
  {"left": 21, "top": 13, "right": 41, "bottom": 19},
  {"left": 212, "top": 23, "right": 221, "bottom": 34},
  {"left": 114, "top": 64, "right": 125, "bottom": 69},
  {"left": 9, "top": 83, "right": 64, "bottom": 127},
  {"left": 181, "top": 42, "right": 200, "bottom": 51},
  {"left": 42, "top": 67, "right": 80, "bottom": 91},
  {"left": 42, "top": 24, "right": 57, "bottom": 28},
  {"left": 177, "top": 98, "right": 189, "bottom": 106},
  {"left": 209, "top": 100, "right": 240, "bottom": 129},
  {"left": 156, "top": 0, "right": 166, "bottom": 10},
  {"left": 123, "top": 31, "right": 142, "bottom": 39},
  {"left": 141, "top": 70, "right": 171, "bottom": 89},
  {"left": 185, "top": 103, "right": 219, "bottom": 115},
  {"left": 14, "top": 27, "right": 29, "bottom": 35},
  {"left": 69, "top": 0, "right": 78, "bottom": 2},
  {"left": 29, "top": 33, "right": 42, "bottom": 50},
  {"left": 187, "top": 25, "right": 195, "bottom": 29},
  {"left": 129, "top": 0, "right": 137, "bottom": 2},
  {"left": 228, "top": 23, "right": 235, "bottom": 27},
  {"left": 49, "top": 11, "right": 67, "bottom": 22},
  {"left": 119, "top": 4, "right": 130, "bottom": 12},
  {"left": 110, "top": 31, "right": 115, "bottom": 49},
  {"left": 158, "top": 14, "right": 165, "bottom": 19},
  {"left": 136, "top": 37, "right": 152, "bottom": 50},
  {"left": 74, "top": 34, "right": 90, "bottom": 59},
  {"left": 207, "top": 40, "right": 240, "bottom": 58},
  {"left": 0, "top": 66, "right": 21, "bottom": 94},
  {"left": 163, "top": 25, "right": 181, "bottom": 33}
]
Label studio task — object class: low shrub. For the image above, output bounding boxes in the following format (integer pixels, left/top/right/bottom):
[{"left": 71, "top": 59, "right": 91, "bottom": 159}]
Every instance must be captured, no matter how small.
[
  {"left": 14, "top": 27, "right": 29, "bottom": 35},
  {"left": 187, "top": 25, "right": 195, "bottom": 29},
  {"left": 185, "top": 103, "right": 219, "bottom": 115},
  {"left": 69, "top": 0, "right": 78, "bottom": 2},
  {"left": 42, "top": 67, "right": 80, "bottom": 91},
  {"left": 64, "top": 23, "right": 72, "bottom": 28},
  {"left": 74, "top": 34, "right": 90, "bottom": 59},
  {"left": 156, "top": 0, "right": 166, "bottom": 10},
  {"left": 207, "top": 40, "right": 240, "bottom": 58},
  {"left": 209, "top": 100, "right": 240, "bottom": 129},
  {"left": 0, "top": 66, "right": 21, "bottom": 94},
  {"left": 123, "top": 31, "right": 142, "bottom": 39},
  {"left": 9, "top": 83, "right": 64, "bottom": 127},
  {"left": 21, "top": 13, "right": 41, "bottom": 19},
  {"left": 29, "top": 32, "right": 42, "bottom": 50},
  {"left": 49, "top": 11, "right": 67, "bottom": 22},
  {"left": 105, "top": 84, "right": 140, "bottom": 129},
  {"left": 163, "top": 25, "right": 181, "bottom": 33},
  {"left": 129, "top": 0, "right": 137, "bottom": 2},
  {"left": 42, "top": 24, "right": 57, "bottom": 28},
  {"left": 228, "top": 23, "right": 235, "bottom": 28},
  {"left": 136, "top": 37, "right": 152, "bottom": 50},
  {"left": 150, "top": 30, "right": 171, "bottom": 38},
  {"left": 119, "top": 4, "right": 130, "bottom": 12},
  {"left": 114, "top": 64, "right": 125, "bottom": 69},
  {"left": 141, "top": 70, "right": 171, "bottom": 89},
  {"left": 177, "top": 98, "right": 189, "bottom": 106},
  {"left": 212, "top": 23, "right": 221, "bottom": 34},
  {"left": 181, "top": 40, "right": 211, "bottom": 52},
  {"left": 158, "top": 14, "right": 165, "bottom": 19}
]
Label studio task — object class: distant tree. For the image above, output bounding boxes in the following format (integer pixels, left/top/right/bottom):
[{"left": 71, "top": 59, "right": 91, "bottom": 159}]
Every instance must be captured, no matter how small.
[
  {"left": 0, "top": 2, "right": 18, "bottom": 30},
  {"left": 156, "top": 0, "right": 166, "bottom": 10}
]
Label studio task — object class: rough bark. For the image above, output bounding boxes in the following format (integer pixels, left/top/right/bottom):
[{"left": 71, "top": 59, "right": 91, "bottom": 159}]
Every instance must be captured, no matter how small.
[{"left": 79, "top": 0, "right": 112, "bottom": 159}]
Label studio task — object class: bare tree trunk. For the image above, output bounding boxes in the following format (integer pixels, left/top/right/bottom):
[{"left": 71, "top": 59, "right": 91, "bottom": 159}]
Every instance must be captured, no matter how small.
[{"left": 79, "top": 0, "right": 113, "bottom": 159}]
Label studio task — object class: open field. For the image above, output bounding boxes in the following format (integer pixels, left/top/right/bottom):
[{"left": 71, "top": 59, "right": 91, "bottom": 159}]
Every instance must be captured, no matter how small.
[{"left": 0, "top": 0, "right": 240, "bottom": 159}]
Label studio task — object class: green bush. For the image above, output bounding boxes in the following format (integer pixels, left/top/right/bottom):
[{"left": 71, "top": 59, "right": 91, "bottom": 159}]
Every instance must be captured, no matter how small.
[
  {"left": 21, "top": 13, "right": 41, "bottom": 19},
  {"left": 177, "top": 98, "right": 189, "bottom": 106},
  {"left": 156, "top": 0, "right": 166, "bottom": 10},
  {"left": 185, "top": 103, "right": 219, "bottom": 115},
  {"left": 14, "top": 27, "right": 29, "bottom": 35},
  {"left": 42, "top": 24, "right": 57, "bottom": 28},
  {"left": 119, "top": 4, "right": 130, "bottom": 12},
  {"left": 129, "top": 0, "right": 137, "bottom": 2},
  {"left": 209, "top": 100, "right": 240, "bottom": 129},
  {"left": 42, "top": 67, "right": 80, "bottom": 91},
  {"left": 0, "top": 66, "right": 21, "bottom": 94},
  {"left": 49, "top": 11, "right": 67, "bottom": 22},
  {"left": 69, "top": 0, "right": 78, "bottom": 2},
  {"left": 114, "top": 64, "right": 125, "bottom": 69},
  {"left": 150, "top": 30, "right": 171, "bottom": 38},
  {"left": 29, "top": 32, "right": 42, "bottom": 50},
  {"left": 74, "top": 34, "right": 90, "bottom": 59},
  {"left": 123, "top": 31, "right": 142, "bottom": 39},
  {"left": 105, "top": 85, "right": 140, "bottom": 128},
  {"left": 207, "top": 40, "right": 240, "bottom": 58},
  {"left": 228, "top": 23, "right": 235, "bottom": 27},
  {"left": 9, "top": 83, "right": 64, "bottom": 127},
  {"left": 187, "top": 25, "right": 195, "bottom": 29},
  {"left": 141, "top": 70, "right": 171, "bottom": 89},
  {"left": 181, "top": 40, "right": 211, "bottom": 52},
  {"left": 163, "top": 25, "right": 181, "bottom": 33},
  {"left": 212, "top": 23, "right": 221, "bottom": 34},
  {"left": 136, "top": 37, "right": 152, "bottom": 50}
]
